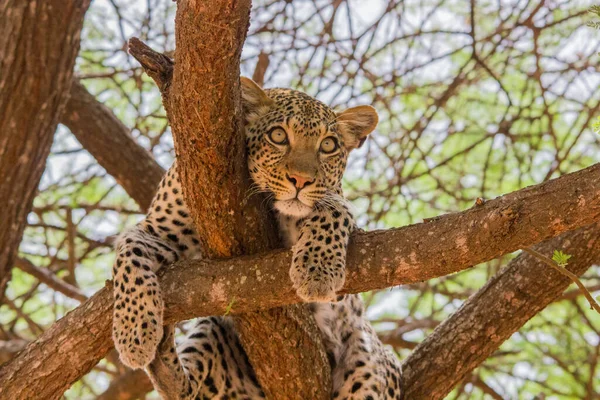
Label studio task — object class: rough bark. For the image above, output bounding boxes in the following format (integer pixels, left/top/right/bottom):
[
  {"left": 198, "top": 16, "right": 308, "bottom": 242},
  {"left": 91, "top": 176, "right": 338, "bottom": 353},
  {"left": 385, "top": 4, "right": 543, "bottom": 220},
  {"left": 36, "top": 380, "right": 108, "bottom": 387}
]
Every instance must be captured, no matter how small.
[
  {"left": 234, "top": 305, "right": 333, "bottom": 399},
  {"left": 1, "top": 161, "right": 598, "bottom": 398},
  {"left": 60, "top": 80, "right": 165, "bottom": 211},
  {"left": 157, "top": 1, "right": 332, "bottom": 397},
  {"left": 401, "top": 221, "right": 600, "bottom": 399},
  {"left": 0, "top": 0, "right": 90, "bottom": 301},
  {"left": 167, "top": 0, "right": 278, "bottom": 258}
]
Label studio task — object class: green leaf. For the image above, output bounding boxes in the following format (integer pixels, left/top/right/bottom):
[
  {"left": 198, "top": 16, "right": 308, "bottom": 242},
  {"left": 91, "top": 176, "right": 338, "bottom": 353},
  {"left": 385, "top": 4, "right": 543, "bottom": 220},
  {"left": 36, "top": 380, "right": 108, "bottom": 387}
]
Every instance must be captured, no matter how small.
[
  {"left": 224, "top": 296, "right": 236, "bottom": 316},
  {"left": 552, "top": 250, "right": 572, "bottom": 267},
  {"left": 593, "top": 116, "right": 600, "bottom": 135}
]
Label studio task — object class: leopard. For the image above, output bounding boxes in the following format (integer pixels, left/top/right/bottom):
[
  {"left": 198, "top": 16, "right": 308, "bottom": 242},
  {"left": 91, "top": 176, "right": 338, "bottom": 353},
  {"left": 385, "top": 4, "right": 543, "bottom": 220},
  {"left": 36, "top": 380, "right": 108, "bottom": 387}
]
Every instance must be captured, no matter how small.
[{"left": 111, "top": 77, "right": 404, "bottom": 399}]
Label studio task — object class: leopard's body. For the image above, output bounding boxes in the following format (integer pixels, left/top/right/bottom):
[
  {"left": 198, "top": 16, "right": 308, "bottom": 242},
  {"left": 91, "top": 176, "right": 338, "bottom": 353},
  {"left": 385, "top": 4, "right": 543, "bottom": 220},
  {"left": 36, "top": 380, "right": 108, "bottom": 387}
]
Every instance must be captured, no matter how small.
[{"left": 112, "top": 78, "right": 403, "bottom": 399}]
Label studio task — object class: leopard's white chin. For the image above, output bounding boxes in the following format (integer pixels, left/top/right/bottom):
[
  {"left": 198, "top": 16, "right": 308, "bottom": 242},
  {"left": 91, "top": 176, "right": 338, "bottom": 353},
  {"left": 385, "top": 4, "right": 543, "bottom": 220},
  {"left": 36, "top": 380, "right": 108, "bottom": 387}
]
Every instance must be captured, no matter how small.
[{"left": 274, "top": 199, "right": 313, "bottom": 218}]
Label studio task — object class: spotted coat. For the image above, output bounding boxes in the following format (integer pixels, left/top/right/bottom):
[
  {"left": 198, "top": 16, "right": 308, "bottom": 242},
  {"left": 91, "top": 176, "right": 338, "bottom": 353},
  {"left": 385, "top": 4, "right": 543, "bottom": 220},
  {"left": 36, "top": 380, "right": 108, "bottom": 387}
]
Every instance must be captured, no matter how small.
[{"left": 111, "top": 78, "right": 403, "bottom": 399}]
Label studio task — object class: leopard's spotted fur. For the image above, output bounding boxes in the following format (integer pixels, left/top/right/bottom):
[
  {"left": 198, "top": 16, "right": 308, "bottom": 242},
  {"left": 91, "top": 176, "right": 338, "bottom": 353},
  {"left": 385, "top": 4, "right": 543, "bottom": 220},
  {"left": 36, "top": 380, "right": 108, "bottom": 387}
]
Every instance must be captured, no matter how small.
[{"left": 111, "top": 78, "right": 403, "bottom": 399}]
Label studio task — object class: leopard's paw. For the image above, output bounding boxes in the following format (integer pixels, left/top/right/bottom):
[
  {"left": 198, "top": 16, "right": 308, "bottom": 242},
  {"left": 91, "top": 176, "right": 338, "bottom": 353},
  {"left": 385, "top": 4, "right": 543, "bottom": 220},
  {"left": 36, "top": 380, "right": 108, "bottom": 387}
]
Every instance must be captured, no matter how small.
[
  {"left": 113, "top": 296, "right": 164, "bottom": 369},
  {"left": 114, "top": 323, "right": 163, "bottom": 369},
  {"left": 295, "top": 275, "right": 339, "bottom": 303}
]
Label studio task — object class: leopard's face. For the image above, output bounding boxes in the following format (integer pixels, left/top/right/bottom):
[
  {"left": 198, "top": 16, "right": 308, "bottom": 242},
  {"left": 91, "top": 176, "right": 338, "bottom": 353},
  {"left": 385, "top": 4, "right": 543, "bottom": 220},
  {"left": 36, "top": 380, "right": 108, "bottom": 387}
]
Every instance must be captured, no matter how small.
[
  {"left": 241, "top": 78, "right": 378, "bottom": 218},
  {"left": 246, "top": 89, "right": 346, "bottom": 217}
]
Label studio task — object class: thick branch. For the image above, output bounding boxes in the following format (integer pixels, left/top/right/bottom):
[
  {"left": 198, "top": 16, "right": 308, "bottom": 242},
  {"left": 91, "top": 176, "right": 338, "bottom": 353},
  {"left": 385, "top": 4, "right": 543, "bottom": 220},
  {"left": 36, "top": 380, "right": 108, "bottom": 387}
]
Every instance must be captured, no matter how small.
[
  {"left": 61, "top": 79, "right": 165, "bottom": 211},
  {"left": 0, "top": 0, "right": 90, "bottom": 301},
  {"left": 0, "top": 161, "right": 598, "bottom": 398},
  {"left": 128, "top": 36, "right": 281, "bottom": 255},
  {"left": 401, "top": 221, "right": 600, "bottom": 399},
  {"left": 164, "top": 162, "right": 600, "bottom": 318}
]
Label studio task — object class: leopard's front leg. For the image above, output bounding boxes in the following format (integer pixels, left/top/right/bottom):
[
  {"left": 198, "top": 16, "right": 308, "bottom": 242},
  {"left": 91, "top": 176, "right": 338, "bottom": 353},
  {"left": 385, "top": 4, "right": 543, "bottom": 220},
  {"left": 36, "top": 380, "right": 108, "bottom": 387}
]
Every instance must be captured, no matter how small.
[
  {"left": 290, "top": 202, "right": 354, "bottom": 302},
  {"left": 112, "top": 162, "right": 201, "bottom": 369}
]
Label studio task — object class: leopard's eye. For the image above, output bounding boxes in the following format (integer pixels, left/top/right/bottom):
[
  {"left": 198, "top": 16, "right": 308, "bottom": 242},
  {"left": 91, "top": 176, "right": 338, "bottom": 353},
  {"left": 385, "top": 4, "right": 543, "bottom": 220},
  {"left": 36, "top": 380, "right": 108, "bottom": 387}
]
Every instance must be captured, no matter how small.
[
  {"left": 268, "top": 128, "right": 288, "bottom": 145},
  {"left": 319, "top": 137, "right": 339, "bottom": 154}
]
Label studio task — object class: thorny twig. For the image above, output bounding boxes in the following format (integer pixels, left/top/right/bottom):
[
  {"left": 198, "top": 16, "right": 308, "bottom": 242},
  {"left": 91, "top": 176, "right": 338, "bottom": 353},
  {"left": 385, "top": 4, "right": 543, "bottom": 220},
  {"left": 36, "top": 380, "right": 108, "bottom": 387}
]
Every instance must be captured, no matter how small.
[{"left": 523, "top": 247, "right": 600, "bottom": 314}]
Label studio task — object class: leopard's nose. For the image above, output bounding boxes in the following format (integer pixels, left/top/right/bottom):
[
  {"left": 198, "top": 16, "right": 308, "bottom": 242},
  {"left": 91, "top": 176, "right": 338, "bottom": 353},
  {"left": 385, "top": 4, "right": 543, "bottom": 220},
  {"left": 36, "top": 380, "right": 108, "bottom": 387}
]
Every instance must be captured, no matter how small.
[{"left": 286, "top": 174, "right": 315, "bottom": 190}]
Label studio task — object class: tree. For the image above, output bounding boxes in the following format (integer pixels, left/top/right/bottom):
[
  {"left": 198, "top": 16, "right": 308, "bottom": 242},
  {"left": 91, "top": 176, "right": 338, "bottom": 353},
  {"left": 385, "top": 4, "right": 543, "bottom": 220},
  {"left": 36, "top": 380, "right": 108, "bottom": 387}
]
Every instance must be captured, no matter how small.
[
  {"left": 0, "top": 0, "right": 90, "bottom": 302},
  {"left": 1, "top": 1, "right": 599, "bottom": 399}
]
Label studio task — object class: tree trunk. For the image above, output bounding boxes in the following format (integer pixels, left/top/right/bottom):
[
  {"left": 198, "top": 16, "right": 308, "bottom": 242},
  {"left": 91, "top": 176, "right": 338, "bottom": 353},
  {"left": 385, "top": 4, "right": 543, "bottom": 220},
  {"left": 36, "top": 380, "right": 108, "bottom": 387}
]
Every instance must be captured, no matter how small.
[
  {"left": 0, "top": 0, "right": 90, "bottom": 302},
  {"left": 164, "top": 1, "right": 332, "bottom": 397}
]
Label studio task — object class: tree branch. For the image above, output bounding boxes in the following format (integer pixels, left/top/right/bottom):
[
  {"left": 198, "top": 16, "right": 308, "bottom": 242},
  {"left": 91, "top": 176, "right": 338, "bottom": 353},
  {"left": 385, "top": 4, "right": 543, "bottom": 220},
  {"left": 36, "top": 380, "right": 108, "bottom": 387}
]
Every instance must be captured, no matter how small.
[
  {"left": 401, "top": 221, "right": 600, "bottom": 399},
  {"left": 251, "top": 51, "right": 270, "bottom": 86},
  {"left": 127, "top": 37, "right": 173, "bottom": 93},
  {"left": 161, "top": 161, "right": 600, "bottom": 318},
  {"left": 60, "top": 79, "right": 165, "bottom": 211},
  {"left": 15, "top": 258, "right": 87, "bottom": 303},
  {"left": 0, "top": 284, "right": 113, "bottom": 399},
  {"left": 0, "top": 161, "right": 598, "bottom": 398}
]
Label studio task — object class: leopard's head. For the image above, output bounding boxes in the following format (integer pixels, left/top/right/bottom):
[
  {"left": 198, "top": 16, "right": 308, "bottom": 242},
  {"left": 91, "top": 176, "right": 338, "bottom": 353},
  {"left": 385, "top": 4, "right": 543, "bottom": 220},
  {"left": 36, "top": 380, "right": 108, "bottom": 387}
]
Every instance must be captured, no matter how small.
[{"left": 242, "top": 77, "right": 378, "bottom": 218}]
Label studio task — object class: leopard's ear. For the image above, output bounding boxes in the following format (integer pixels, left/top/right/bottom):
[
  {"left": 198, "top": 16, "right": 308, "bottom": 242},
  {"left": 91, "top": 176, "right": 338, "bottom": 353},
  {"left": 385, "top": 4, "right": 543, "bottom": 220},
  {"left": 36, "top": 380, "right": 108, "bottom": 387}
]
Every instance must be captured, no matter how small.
[
  {"left": 240, "top": 77, "right": 274, "bottom": 121},
  {"left": 335, "top": 105, "right": 378, "bottom": 149}
]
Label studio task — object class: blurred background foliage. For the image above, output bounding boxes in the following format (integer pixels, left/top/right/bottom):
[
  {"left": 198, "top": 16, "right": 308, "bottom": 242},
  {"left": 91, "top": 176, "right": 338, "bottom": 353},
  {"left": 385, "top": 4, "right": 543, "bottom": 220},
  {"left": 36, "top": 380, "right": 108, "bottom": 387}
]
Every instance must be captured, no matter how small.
[{"left": 1, "top": 0, "right": 599, "bottom": 398}]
